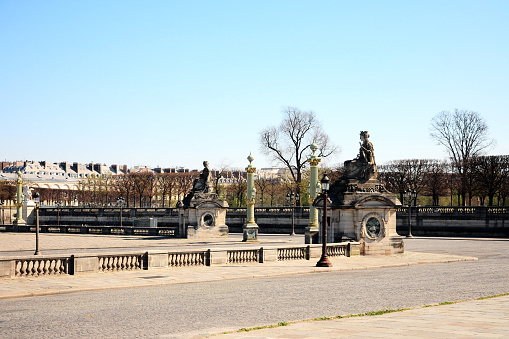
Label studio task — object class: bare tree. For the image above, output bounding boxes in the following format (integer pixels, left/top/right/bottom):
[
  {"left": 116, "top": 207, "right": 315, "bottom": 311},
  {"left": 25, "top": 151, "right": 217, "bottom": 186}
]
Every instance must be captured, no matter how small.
[
  {"left": 175, "top": 172, "right": 197, "bottom": 203},
  {"left": 430, "top": 109, "right": 494, "bottom": 205},
  {"left": 212, "top": 162, "right": 231, "bottom": 196},
  {"left": 157, "top": 173, "right": 177, "bottom": 208},
  {"left": 378, "top": 161, "right": 410, "bottom": 203},
  {"left": 471, "top": 155, "right": 509, "bottom": 206},
  {"left": 224, "top": 171, "right": 247, "bottom": 207},
  {"left": 259, "top": 106, "right": 338, "bottom": 203},
  {"left": 422, "top": 160, "right": 448, "bottom": 206},
  {"left": 130, "top": 172, "right": 156, "bottom": 207},
  {"left": 254, "top": 177, "right": 270, "bottom": 207}
]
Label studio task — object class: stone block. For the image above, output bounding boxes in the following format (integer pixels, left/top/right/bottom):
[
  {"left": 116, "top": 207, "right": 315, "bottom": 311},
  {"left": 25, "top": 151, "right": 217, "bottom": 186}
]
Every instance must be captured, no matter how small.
[
  {"left": 348, "top": 243, "right": 361, "bottom": 256},
  {"left": 260, "top": 248, "right": 277, "bottom": 262},
  {"left": 206, "top": 249, "right": 228, "bottom": 266},
  {"left": 147, "top": 252, "right": 168, "bottom": 269},
  {"left": 0, "top": 260, "right": 14, "bottom": 278},
  {"left": 308, "top": 245, "right": 322, "bottom": 259},
  {"left": 73, "top": 256, "right": 99, "bottom": 275}
]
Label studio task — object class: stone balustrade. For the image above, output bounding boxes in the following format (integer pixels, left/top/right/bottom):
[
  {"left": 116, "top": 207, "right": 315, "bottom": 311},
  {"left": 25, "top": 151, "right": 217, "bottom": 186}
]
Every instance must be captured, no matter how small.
[
  {"left": 0, "top": 242, "right": 359, "bottom": 279},
  {"left": 14, "top": 257, "right": 69, "bottom": 277}
]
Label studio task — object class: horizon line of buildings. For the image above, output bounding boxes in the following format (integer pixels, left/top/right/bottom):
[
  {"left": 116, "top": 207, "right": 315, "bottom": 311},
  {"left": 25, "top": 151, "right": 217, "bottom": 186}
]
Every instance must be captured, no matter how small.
[{"left": 0, "top": 160, "right": 288, "bottom": 191}]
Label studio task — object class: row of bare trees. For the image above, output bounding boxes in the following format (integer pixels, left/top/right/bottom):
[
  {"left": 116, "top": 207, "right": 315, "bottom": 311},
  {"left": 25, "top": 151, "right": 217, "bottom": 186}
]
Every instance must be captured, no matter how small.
[
  {"left": 1, "top": 156, "right": 508, "bottom": 208},
  {"left": 378, "top": 156, "right": 509, "bottom": 206},
  {"left": 74, "top": 172, "right": 199, "bottom": 208}
]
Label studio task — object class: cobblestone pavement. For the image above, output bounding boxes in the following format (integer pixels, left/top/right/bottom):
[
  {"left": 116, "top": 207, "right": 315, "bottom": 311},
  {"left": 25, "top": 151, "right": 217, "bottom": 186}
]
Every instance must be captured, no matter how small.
[{"left": 0, "top": 235, "right": 507, "bottom": 338}]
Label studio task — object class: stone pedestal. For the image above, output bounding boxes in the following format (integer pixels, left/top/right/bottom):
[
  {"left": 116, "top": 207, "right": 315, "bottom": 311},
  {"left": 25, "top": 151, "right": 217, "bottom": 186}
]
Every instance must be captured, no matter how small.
[
  {"left": 322, "top": 178, "right": 404, "bottom": 255},
  {"left": 23, "top": 201, "right": 36, "bottom": 225},
  {"left": 242, "top": 224, "right": 258, "bottom": 242},
  {"left": 181, "top": 194, "right": 229, "bottom": 239},
  {"left": 304, "top": 226, "right": 319, "bottom": 244}
]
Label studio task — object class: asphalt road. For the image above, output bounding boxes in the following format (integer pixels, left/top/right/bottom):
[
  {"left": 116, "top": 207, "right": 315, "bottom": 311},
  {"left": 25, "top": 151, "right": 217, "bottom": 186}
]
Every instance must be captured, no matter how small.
[{"left": 1, "top": 238, "right": 508, "bottom": 339}]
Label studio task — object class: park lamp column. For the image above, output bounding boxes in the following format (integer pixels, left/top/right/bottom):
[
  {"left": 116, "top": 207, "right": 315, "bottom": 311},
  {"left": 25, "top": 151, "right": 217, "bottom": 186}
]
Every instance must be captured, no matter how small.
[
  {"left": 33, "top": 192, "right": 40, "bottom": 255},
  {"left": 243, "top": 153, "right": 259, "bottom": 242},
  {"left": 13, "top": 170, "right": 26, "bottom": 226},
  {"left": 305, "top": 142, "right": 321, "bottom": 244},
  {"left": 406, "top": 189, "right": 416, "bottom": 238},
  {"left": 117, "top": 196, "right": 125, "bottom": 227},
  {"left": 0, "top": 202, "right": 4, "bottom": 225},
  {"left": 316, "top": 173, "right": 332, "bottom": 267}
]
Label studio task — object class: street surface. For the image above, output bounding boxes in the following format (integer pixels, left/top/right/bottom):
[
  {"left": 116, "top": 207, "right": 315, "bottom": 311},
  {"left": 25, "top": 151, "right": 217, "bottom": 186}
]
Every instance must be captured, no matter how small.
[{"left": 0, "top": 237, "right": 508, "bottom": 338}]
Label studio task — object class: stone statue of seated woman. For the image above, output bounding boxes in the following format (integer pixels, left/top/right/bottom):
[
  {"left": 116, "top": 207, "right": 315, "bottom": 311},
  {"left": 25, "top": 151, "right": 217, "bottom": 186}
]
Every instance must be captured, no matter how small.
[
  {"left": 192, "top": 161, "right": 211, "bottom": 194},
  {"left": 344, "top": 131, "right": 377, "bottom": 181}
]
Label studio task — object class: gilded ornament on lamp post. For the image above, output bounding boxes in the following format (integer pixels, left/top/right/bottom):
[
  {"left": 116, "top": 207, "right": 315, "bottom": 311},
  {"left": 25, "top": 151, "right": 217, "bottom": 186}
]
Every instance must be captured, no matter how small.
[
  {"left": 243, "top": 153, "right": 259, "bottom": 242},
  {"left": 305, "top": 142, "right": 321, "bottom": 243},
  {"left": 13, "top": 170, "right": 26, "bottom": 225}
]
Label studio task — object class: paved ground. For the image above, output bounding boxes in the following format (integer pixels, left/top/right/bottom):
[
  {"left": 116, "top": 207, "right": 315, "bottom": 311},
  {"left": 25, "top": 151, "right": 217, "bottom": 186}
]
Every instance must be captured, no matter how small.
[
  {"left": 213, "top": 295, "right": 509, "bottom": 338},
  {"left": 0, "top": 234, "right": 508, "bottom": 338}
]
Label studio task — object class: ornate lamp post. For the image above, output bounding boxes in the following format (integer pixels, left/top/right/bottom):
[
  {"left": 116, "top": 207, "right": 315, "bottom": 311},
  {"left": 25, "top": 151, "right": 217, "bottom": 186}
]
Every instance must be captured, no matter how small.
[
  {"left": 316, "top": 173, "right": 332, "bottom": 267},
  {"left": 243, "top": 153, "right": 259, "bottom": 242},
  {"left": 406, "top": 189, "right": 417, "bottom": 237},
  {"left": 286, "top": 192, "right": 299, "bottom": 236},
  {"left": 13, "top": 171, "right": 26, "bottom": 225},
  {"left": 56, "top": 201, "right": 62, "bottom": 226},
  {"left": 33, "top": 192, "right": 41, "bottom": 255},
  {"left": 117, "top": 196, "right": 125, "bottom": 227},
  {"left": 0, "top": 202, "right": 4, "bottom": 225},
  {"left": 305, "top": 142, "right": 321, "bottom": 243}
]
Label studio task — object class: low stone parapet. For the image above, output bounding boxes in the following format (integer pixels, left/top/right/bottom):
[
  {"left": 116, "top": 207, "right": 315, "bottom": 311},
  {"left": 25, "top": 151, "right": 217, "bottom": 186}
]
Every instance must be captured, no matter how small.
[{"left": 0, "top": 242, "right": 359, "bottom": 279}]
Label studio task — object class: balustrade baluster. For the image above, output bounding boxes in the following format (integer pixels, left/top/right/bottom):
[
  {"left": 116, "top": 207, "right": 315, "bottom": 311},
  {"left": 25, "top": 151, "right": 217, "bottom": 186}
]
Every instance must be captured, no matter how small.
[
  {"left": 43, "top": 260, "right": 49, "bottom": 275},
  {"left": 15, "top": 261, "right": 22, "bottom": 276},
  {"left": 27, "top": 260, "right": 34, "bottom": 276}
]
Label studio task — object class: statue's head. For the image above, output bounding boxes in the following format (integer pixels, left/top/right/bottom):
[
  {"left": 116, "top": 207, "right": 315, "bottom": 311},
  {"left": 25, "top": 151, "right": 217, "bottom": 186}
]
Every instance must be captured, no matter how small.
[
  {"left": 203, "top": 161, "right": 209, "bottom": 168},
  {"left": 360, "top": 131, "right": 370, "bottom": 141}
]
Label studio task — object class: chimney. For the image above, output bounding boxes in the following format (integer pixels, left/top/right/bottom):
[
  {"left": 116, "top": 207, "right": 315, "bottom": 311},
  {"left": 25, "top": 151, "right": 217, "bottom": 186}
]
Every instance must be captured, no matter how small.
[
  {"left": 73, "top": 162, "right": 80, "bottom": 174},
  {"left": 60, "top": 162, "right": 69, "bottom": 172}
]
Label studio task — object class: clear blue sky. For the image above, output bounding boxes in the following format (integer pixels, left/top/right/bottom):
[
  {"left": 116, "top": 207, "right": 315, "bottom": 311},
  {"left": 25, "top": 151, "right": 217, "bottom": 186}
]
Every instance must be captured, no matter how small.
[{"left": 1, "top": 1, "right": 508, "bottom": 170}]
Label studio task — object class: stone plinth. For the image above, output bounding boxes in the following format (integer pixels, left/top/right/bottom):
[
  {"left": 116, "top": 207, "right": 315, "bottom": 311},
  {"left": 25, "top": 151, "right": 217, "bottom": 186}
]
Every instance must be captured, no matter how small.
[
  {"left": 320, "top": 178, "right": 404, "bottom": 255},
  {"left": 181, "top": 194, "right": 229, "bottom": 239}
]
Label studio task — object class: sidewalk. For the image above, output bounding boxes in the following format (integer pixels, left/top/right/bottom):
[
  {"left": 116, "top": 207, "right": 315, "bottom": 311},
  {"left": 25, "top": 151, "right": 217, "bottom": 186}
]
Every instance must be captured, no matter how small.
[
  {"left": 211, "top": 294, "right": 509, "bottom": 338},
  {"left": 0, "top": 249, "right": 477, "bottom": 300}
]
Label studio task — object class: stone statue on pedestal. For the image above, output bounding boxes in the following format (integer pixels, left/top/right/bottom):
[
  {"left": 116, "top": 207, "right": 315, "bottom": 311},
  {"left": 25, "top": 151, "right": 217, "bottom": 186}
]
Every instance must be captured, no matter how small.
[
  {"left": 183, "top": 161, "right": 216, "bottom": 206},
  {"left": 192, "top": 161, "right": 212, "bottom": 193},
  {"left": 180, "top": 161, "right": 229, "bottom": 238},
  {"left": 344, "top": 131, "right": 377, "bottom": 181},
  {"left": 318, "top": 131, "right": 403, "bottom": 255}
]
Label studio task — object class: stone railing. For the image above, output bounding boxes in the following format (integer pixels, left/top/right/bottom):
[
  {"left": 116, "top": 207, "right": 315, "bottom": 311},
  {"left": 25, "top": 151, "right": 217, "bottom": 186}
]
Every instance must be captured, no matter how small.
[
  {"left": 14, "top": 257, "right": 69, "bottom": 277},
  {"left": 0, "top": 225, "right": 178, "bottom": 237},
  {"left": 0, "top": 242, "right": 359, "bottom": 279},
  {"left": 327, "top": 244, "right": 347, "bottom": 257},
  {"left": 168, "top": 252, "right": 206, "bottom": 267},
  {"left": 278, "top": 247, "right": 306, "bottom": 261},
  {"left": 397, "top": 206, "right": 509, "bottom": 215},
  {"left": 98, "top": 254, "right": 144, "bottom": 272},
  {"left": 227, "top": 249, "right": 259, "bottom": 264}
]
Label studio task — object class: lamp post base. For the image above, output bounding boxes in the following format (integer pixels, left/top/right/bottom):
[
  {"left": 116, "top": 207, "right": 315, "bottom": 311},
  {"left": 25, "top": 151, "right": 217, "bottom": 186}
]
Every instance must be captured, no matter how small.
[
  {"left": 316, "top": 255, "right": 332, "bottom": 267},
  {"left": 242, "top": 224, "right": 259, "bottom": 242}
]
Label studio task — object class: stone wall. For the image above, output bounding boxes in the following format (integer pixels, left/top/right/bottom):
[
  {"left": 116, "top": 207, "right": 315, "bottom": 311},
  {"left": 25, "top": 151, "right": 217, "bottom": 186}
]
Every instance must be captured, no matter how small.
[
  {"left": 10, "top": 206, "right": 509, "bottom": 238},
  {"left": 397, "top": 206, "right": 509, "bottom": 237}
]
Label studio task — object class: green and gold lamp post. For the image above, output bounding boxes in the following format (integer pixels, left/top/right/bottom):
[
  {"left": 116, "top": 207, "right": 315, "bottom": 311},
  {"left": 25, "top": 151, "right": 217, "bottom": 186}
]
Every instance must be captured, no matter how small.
[
  {"left": 13, "top": 170, "right": 26, "bottom": 225},
  {"left": 243, "top": 153, "right": 259, "bottom": 242},
  {"left": 305, "top": 142, "right": 321, "bottom": 244}
]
